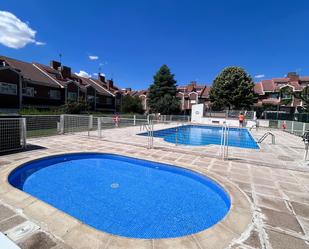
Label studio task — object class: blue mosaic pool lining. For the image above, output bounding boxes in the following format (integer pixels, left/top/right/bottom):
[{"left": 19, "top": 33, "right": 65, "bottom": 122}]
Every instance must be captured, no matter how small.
[
  {"left": 139, "top": 125, "right": 259, "bottom": 149},
  {"left": 9, "top": 153, "right": 231, "bottom": 239}
]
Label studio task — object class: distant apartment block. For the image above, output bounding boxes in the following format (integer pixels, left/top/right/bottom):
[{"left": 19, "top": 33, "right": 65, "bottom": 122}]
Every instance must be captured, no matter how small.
[
  {"left": 254, "top": 72, "right": 309, "bottom": 112},
  {"left": 124, "top": 81, "right": 210, "bottom": 114},
  {"left": 0, "top": 56, "right": 121, "bottom": 112},
  {"left": 177, "top": 81, "right": 210, "bottom": 114}
]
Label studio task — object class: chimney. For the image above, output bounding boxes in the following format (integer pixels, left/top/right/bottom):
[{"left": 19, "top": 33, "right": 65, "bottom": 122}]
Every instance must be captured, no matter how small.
[
  {"left": 287, "top": 72, "right": 299, "bottom": 81},
  {"left": 98, "top": 73, "right": 105, "bottom": 83},
  {"left": 50, "top": 60, "right": 61, "bottom": 70},
  {"left": 191, "top": 81, "right": 197, "bottom": 87},
  {"left": 125, "top": 87, "right": 132, "bottom": 92},
  {"left": 107, "top": 79, "right": 114, "bottom": 90},
  {"left": 61, "top": 66, "right": 71, "bottom": 79}
]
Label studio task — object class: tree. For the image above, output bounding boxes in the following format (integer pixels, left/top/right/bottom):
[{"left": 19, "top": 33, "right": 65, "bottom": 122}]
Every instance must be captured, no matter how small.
[
  {"left": 121, "top": 95, "right": 144, "bottom": 114},
  {"left": 294, "top": 86, "right": 309, "bottom": 112},
  {"left": 209, "top": 67, "right": 257, "bottom": 110},
  {"left": 60, "top": 98, "right": 90, "bottom": 114},
  {"left": 148, "top": 65, "right": 180, "bottom": 114}
]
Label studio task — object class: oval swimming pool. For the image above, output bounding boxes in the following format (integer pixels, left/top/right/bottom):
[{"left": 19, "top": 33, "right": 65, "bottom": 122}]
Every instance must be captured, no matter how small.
[{"left": 9, "top": 153, "right": 231, "bottom": 239}]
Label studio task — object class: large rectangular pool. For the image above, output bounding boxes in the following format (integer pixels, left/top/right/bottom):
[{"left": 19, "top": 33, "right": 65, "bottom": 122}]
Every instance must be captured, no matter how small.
[{"left": 139, "top": 125, "right": 259, "bottom": 149}]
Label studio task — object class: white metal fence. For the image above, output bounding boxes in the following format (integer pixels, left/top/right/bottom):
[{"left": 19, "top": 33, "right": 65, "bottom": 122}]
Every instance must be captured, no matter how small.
[
  {"left": 277, "top": 120, "right": 309, "bottom": 136},
  {"left": 0, "top": 118, "right": 26, "bottom": 153},
  {"left": 23, "top": 115, "right": 60, "bottom": 137},
  {"left": 204, "top": 110, "right": 256, "bottom": 120},
  {"left": 1, "top": 113, "right": 308, "bottom": 158}
]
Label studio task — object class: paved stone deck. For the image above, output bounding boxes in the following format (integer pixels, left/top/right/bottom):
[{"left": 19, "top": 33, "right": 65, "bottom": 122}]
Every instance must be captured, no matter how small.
[{"left": 0, "top": 126, "right": 308, "bottom": 249}]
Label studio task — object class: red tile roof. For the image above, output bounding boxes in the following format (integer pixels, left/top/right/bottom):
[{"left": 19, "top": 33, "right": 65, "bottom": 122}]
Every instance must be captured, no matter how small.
[
  {"left": 0, "top": 56, "right": 64, "bottom": 88},
  {"left": 254, "top": 82, "right": 264, "bottom": 95},
  {"left": 74, "top": 75, "right": 114, "bottom": 96},
  {"left": 300, "top": 77, "right": 309, "bottom": 82},
  {"left": 261, "top": 80, "right": 276, "bottom": 92}
]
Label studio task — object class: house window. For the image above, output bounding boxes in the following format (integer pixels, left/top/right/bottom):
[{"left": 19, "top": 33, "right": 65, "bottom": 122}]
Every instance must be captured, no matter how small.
[
  {"left": 87, "top": 95, "right": 95, "bottom": 102},
  {"left": 0, "top": 82, "right": 17, "bottom": 95},
  {"left": 68, "top": 92, "right": 77, "bottom": 101},
  {"left": 106, "top": 97, "right": 113, "bottom": 105},
  {"left": 96, "top": 96, "right": 101, "bottom": 104},
  {"left": 22, "top": 87, "right": 35, "bottom": 97},
  {"left": 50, "top": 90, "right": 61, "bottom": 100},
  {"left": 269, "top": 93, "right": 279, "bottom": 99}
]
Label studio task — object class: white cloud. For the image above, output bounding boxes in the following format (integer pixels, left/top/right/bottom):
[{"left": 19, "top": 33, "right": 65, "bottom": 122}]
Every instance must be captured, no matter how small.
[
  {"left": 76, "top": 70, "right": 91, "bottom": 78},
  {"left": 35, "top": 41, "right": 46, "bottom": 46},
  {"left": 0, "top": 10, "right": 46, "bottom": 49},
  {"left": 255, "top": 74, "right": 265, "bottom": 79},
  {"left": 89, "top": 55, "right": 99, "bottom": 60}
]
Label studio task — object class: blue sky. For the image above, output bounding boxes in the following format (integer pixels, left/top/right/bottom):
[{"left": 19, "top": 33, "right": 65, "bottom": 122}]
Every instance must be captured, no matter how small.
[{"left": 0, "top": 0, "right": 309, "bottom": 89}]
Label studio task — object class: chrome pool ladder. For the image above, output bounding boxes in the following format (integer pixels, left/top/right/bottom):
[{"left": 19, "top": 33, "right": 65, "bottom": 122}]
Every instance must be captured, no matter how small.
[
  {"left": 220, "top": 123, "right": 230, "bottom": 160},
  {"left": 258, "top": 131, "right": 275, "bottom": 144},
  {"left": 141, "top": 119, "right": 154, "bottom": 149}
]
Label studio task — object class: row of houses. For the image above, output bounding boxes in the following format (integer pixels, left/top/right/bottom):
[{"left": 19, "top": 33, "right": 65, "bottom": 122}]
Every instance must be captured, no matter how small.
[
  {"left": 254, "top": 72, "right": 309, "bottom": 113},
  {"left": 0, "top": 56, "right": 122, "bottom": 112},
  {"left": 0, "top": 55, "right": 308, "bottom": 114},
  {"left": 123, "top": 81, "right": 211, "bottom": 115},
  {"left": 125, "top": 72, "right": 309, "bottom": 114}
]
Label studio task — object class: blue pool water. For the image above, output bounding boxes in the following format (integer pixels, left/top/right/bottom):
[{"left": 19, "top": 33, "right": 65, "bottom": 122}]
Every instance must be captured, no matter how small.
[
  {"left": 140, "top": 125, "right": 259, "bottom": 149},
  {"left": 9, "top": 153, "right": 230, "bottom": 239}
]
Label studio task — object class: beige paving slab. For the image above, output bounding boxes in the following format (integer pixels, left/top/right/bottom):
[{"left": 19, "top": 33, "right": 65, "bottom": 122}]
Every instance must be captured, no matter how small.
[
  {"left": 291, "top": 201, "right": 309, "bottom": 218},
  {"left": 255, "top": 195, "right": 290, "bottom": 213},
  {"left": 153, "top": 236, "right": 200, "bottom": 249},
  {"left": 107, "top": 237, "right": 152, "bottom": 249},
  {"left": 62, "top": 224, "right": 111, "bottom": 249},
  {"left": 242, "top": 228, "right": 262, "bottom": 249},
  {"left": 0, "top": 215, "right": 27, "bottom": 232},
  {"left": 23, "top": 200, "right": 58, "bottom": 221},
  {"left": 17, "top": 231, "right": 57, "bottom": 249},
  {"left": 43, "top": 211, "right": 80, "bottom": 238},
  {"left": 266, "top": 229, "right": 309, "bottom": 249},
  {"left": 261, "top": 207, "right": 304, "bottom": 235},
  {"left": 194, "top": 223, "right": 239, "bottom": 249}
]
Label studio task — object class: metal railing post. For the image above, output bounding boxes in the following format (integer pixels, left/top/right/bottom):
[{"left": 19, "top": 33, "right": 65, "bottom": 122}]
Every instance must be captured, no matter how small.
[
  {"left": 21, "top": 118, "right": 27, "bottom": 149},
  {"left": 133, "top": 115, "right": 136, "bottom": 126},
  {"left": 98, "top": 117, "right": 102, "bottom": 138},
  {"left": 225, "top": 125, "right": 229, "bottom": 159},
  {"left": 151, "top": 119, "right": 154, "bottom": 148},
  {"left": 175, "top": 127, "right": 178, "bottom": 146},
  {"left": 88, "top": 115, "right": 93, "bottom": 136},
  {"left": 60, "top": 115, "right": 65, "bottom": 134}
]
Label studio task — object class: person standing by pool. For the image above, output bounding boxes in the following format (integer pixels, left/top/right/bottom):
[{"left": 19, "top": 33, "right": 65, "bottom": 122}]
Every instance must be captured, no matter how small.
[{"left": 239, "top": 112, "right": 245, "bottom": 128}]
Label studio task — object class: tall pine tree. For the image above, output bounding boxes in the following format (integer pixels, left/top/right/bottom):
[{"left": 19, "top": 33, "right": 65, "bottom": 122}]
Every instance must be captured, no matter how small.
[
  {"left": 148, "top": 65, "right": 180, "bottom": 114},
  {"left": 209, "top": 67, "right": 257, "bottom": 110}
]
